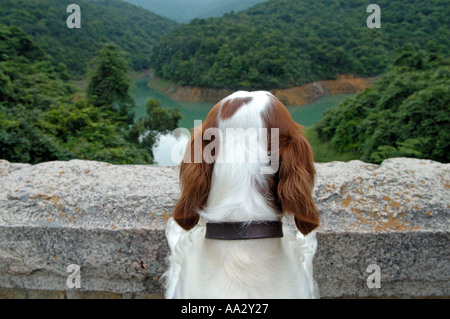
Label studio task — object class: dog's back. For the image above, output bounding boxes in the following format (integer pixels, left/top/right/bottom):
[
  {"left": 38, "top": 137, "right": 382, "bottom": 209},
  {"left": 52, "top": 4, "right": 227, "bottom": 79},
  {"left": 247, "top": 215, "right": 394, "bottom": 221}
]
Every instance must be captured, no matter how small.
[{"left": 164, "top": 218, "right": 318, "bottom": 298}]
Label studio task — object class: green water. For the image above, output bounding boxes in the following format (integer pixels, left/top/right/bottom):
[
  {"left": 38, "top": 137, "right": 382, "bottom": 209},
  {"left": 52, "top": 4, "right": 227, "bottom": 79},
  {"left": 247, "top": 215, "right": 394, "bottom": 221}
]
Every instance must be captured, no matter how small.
[
  {"left": 131, "top": 79, "right": 215, "bottom": 130},
  {"left": 130, "top": 78, "right": 352, "bottom": 164},
  {"left": 285, "top": 95, "right": 351, "bottom": 126}
]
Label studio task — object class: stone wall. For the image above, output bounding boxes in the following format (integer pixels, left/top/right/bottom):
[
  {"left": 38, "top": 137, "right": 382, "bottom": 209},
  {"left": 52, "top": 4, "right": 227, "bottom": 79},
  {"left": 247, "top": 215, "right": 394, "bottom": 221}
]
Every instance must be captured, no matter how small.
[{"left": 0, "top": 158, "right": 448, "bottom": 298}]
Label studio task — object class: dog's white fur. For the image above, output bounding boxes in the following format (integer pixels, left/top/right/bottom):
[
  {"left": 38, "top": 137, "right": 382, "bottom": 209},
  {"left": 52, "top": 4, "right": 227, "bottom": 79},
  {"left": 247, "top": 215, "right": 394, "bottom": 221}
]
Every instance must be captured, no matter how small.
[{"left": 162, "top": 91, "right": 319, "bottom": 299}]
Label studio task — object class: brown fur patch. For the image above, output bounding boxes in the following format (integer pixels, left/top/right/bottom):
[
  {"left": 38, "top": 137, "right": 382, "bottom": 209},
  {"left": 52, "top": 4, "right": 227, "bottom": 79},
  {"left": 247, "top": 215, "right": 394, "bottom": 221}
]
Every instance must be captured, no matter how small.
[
  {"left": 220, "top": 97, "right": 253, "bottom": 120},
  {"left": 173, "top": 102, "right": 220, "bottom": 230}
]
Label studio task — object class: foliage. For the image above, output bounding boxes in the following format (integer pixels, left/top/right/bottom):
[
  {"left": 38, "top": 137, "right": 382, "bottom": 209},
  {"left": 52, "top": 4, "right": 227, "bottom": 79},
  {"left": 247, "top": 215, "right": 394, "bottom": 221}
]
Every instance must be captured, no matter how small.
[
  {"left": 87, "top": 43, "right": 135, "bottom": 124},
  {"left": 303, "top": 126, "right": 360, "bottom": 163},
  {"left": 315, "top": 50, "right": 450, "bottom": 163},
  {"left": 0, "top": 0, "right": 177, "bottom": 78},
  {"left": 129, "top": 99, "right": 183, "bottom": 158},
  {"left": 0, "top": 26, "right": 181, "bottom": 165},
  {"left": 152, "top": 0, "right": 450, "bottom": 89}
]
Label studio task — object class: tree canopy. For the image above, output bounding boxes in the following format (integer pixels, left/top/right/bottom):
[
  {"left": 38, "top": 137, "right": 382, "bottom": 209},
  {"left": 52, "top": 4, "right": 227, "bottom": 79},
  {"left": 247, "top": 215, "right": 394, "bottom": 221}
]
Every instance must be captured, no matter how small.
[
  {"left": 315, "top": 49, "right": 450, "bottom": 163},
  {"left": 0, "top": 0, "right": 177, "bottom": 78},
  {"left": 87, "top": 43, "right": 136, "bottom": 124},
  {"left": 0, "top": 26, "right": 181, "bottom": 164},
  {"left": 151, "top": 0, "right": 450, "bottom": 90}
]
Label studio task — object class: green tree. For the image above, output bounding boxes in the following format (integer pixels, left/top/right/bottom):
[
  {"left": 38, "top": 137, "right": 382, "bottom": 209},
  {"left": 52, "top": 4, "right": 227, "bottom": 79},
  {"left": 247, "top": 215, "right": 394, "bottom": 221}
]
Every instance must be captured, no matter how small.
[
  {"left": 87, "top": 43, "right": 135, "bottom": 124},
  {"left": 129, "top": 99, "right": 182, "bottom": 158}
]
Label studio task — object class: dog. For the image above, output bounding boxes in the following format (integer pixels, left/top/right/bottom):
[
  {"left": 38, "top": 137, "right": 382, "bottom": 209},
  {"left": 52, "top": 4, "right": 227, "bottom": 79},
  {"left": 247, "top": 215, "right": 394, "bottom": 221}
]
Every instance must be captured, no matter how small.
[{"left": 163, "top": 91, "right": 319, "bottom": 298}]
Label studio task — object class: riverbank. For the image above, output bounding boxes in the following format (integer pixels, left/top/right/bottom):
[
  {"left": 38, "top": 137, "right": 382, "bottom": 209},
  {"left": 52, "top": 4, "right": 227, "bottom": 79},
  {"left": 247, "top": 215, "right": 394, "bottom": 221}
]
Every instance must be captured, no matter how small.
[
  {"left": 132, "top": 74, "right": 362, "bottom": 164},
  {"left": 149, "top": 74, "right": 375, "bottom": 106},
  {"left": 72, "top": 70, "right": 374, "bottom": 107}
]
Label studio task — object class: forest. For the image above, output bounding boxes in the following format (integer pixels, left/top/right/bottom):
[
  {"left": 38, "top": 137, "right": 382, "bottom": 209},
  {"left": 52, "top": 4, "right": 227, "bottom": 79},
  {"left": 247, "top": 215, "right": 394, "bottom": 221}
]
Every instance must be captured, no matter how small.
[
  {"left": 0, "top": 0, "right": 183, "bottom": 164},
  {"left": 152, "top": 0, "right": 449, "bottom": 90},
  {"left": 0, "top": 0, "right": 449, "bottom": 165},
  {"left": 315, "top": 49, "right": 449, "bottom": 163},
  {"left": 0, "top": 0, "right": 177, "bottom": 77},
  {"left": 0, "top": 25, "right": 180, "bottom": 164}
]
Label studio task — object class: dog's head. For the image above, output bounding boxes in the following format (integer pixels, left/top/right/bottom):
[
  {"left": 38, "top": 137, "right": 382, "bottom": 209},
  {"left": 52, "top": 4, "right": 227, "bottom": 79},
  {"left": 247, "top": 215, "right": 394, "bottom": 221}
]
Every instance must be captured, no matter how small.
[{"left": 173, "top": 91, "right": 319, "bottom": 235}]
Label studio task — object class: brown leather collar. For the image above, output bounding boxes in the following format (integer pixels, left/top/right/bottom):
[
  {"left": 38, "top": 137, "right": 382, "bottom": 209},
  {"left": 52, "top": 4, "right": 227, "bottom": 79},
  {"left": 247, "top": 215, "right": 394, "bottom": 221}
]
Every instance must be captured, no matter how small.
[{"left": 205, "top": 221, "right": 283, "bottom": 240}]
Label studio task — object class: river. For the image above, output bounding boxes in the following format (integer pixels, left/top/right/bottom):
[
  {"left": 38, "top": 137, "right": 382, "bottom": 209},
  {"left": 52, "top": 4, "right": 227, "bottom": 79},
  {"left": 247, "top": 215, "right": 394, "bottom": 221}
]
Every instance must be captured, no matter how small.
[{"left": 130, "top": 78, "right": 351, "bottom": 165}]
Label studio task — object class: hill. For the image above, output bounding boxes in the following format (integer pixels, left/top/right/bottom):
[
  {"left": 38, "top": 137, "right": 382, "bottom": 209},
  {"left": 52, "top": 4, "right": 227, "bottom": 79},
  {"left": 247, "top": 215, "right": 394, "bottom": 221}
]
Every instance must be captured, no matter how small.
[
  {"left": 0, "top": 0, "right": 177, "bottom": 78},
  {"left": 123, "top": 0, "right": 267, "bottom": 23},
  {"left": 151, "top": 0, "right": 450, "bottom": 90},
  {"left": 315, "top": 49, "right": 450, "bottom": 164}
]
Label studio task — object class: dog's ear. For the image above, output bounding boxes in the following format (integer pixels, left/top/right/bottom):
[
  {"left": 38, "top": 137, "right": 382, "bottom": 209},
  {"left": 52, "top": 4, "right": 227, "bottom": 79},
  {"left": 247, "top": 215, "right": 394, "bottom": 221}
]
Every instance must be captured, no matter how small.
[
  {"left": 173, "top": 105, "right": 219, "bottom": 230},
  {"left": 277, "top": 131, "right": 319, "bottom": 235},
  {"left": 263, "top": 96, "right": 319, "bottom": 235}
]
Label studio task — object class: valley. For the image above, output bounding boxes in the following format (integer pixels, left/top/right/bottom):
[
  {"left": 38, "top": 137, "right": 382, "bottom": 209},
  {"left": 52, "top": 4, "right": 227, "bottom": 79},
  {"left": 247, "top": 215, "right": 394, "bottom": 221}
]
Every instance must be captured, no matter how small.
[
  {"left": 130, "top": 74, "right": 358, "bottom": 165},
  {"left": 1, "top": 0, "right": 447, "bottom": 166}
]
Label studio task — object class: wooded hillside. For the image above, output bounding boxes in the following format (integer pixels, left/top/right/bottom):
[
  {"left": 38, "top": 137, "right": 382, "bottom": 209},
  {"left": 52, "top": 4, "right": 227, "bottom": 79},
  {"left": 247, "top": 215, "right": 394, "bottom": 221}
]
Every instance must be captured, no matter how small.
[
  {"left": 151, "top": 0, "right": 449, "bottom": 89},
  {"left": 0, "top": 0, "right": 177, "bottom": 77},
  {"left": 316, "top": 49, "right": 450, "bottom": 163}
]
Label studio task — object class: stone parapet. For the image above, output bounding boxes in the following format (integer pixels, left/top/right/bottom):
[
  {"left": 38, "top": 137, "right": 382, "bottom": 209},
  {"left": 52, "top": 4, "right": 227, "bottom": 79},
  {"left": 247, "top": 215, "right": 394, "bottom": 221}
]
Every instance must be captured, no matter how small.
[{"left": 0, "top": 158, "right": 448, "bottom": 298}]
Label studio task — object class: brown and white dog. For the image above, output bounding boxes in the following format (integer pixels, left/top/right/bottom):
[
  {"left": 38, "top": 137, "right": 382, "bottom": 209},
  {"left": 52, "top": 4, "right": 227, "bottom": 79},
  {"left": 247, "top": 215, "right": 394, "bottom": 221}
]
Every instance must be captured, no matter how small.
[{"left": 163, "top": 91, "right": 319, "bottom": 298}]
